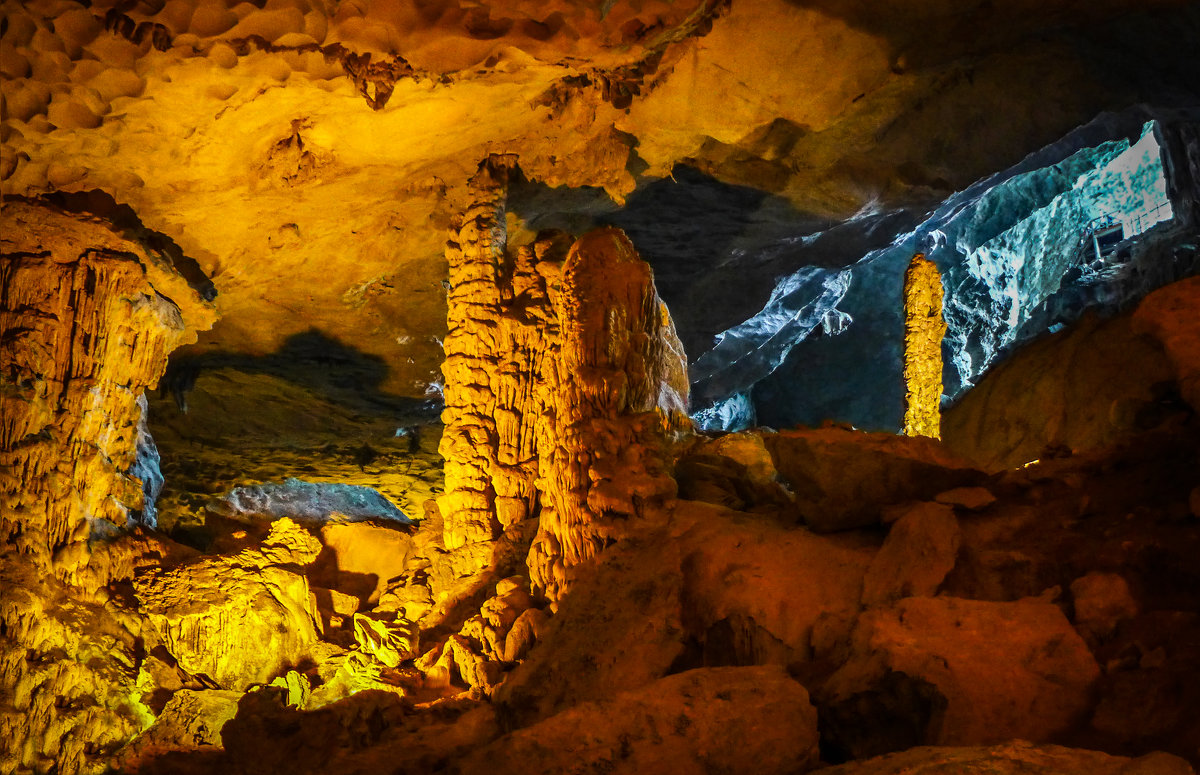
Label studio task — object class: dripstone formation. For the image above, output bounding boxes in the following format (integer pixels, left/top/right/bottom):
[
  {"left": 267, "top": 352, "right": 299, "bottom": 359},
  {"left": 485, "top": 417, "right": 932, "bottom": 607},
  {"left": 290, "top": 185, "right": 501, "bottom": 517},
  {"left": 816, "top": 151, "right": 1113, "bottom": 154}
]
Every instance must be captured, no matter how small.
[
  {"left": 902, "top": 253, "right": 946, "bottom": 439},
  {"left": 439, "top": 157, "right": 689, "bottom": 603}
]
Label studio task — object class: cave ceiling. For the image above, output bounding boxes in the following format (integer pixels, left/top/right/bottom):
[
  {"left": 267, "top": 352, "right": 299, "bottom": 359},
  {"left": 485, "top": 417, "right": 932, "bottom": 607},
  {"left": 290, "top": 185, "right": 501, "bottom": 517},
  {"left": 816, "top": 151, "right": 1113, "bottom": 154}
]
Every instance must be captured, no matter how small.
[{"left": 3, "top": 0, "right": 1199, "bottom": 396}]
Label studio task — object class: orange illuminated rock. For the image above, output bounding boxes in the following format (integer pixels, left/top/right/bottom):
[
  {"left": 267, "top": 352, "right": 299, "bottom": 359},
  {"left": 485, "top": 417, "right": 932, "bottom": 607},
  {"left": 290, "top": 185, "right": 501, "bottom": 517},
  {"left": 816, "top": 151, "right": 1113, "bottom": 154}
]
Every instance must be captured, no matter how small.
[
  {"left": 1133, "top": 276, "right": 1200, "bottom": 413},
  {"left": 1071, "top": 571, "right": 1139, "bottom": 643},
  {"left": 438, "top": 157, "right": 688, "bottom": 603},
  {"left": 527, "top": 225, "right": 688, "bottom": 600},
  {"left": 764, "top": 427, "right": 984, "bottom": 532},
  {"left": 817, "top": 741, "right": 1195, "bottom": 775},
  {"left": 822, "top": 596, "right": 1100, "bottom": 755},
  {"left": 861, "top": 502, "right": 960, "bottom": 607},
  {"left": 459, "top": 666, "right": 820, "bottom": 775}
]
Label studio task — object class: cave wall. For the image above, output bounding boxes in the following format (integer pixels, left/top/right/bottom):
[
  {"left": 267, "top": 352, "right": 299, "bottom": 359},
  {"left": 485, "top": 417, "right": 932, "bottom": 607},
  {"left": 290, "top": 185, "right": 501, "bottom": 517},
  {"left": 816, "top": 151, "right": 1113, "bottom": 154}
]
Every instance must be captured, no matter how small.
[
  {"left": 0, "top": 200, "right": 216, "bottom": 774},
  {"left": 0, "top": 200, "right": 216, "bottom": 590}
]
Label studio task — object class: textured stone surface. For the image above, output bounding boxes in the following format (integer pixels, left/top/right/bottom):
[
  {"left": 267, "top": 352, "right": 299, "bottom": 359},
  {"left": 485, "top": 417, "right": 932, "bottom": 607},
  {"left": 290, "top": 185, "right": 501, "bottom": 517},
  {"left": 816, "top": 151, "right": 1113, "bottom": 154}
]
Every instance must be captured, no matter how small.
[
  {"left": 133, "top": 519, "right": 322, "bottom": 691},
  {"left": 1, "top": 201, "right": 216, "bottom": 589},
  {"left": 764, "top": 427, "right": 984, "bottom": 532},
  {"left": 943, "top": 313, "right": 1177, "bottom": 470},
  {"left": 1071, "top": 571, "right": 1139, "bottom": 643},
  {"left": 819, "top": 741, "right": 1195, "bottom": 775},
  {"left": 861, "top": 502, "right": 960, "bottom": 608},
  {"left": 461, "top": 666, "right": 820, "bottom": 775},
  {"left": 1134, "top": 276, "right": 1200, "bottom": 414},
  {"left": 824, "top": 596, "right": 1100, "bottom": 750},
  {"left": 902, "top": 253, "right": 946, "bottom": 438},
  {"left": 0, "top": 558, "right": 156, "bottom": 775},
  {"left": 438, "top": 157, "right": 688, "bottom": 602}
]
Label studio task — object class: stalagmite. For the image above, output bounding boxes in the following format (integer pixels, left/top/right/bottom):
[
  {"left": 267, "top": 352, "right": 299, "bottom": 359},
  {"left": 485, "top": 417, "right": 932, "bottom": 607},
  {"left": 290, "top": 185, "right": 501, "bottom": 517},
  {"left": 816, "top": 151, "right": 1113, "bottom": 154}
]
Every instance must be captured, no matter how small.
[
  {"left": 438, "top": 155, "right": 555, "bottom": 560},
  {"left": 438, "top": 157, "right": 688, "bottom": 606},
  {"left": 526, "top": 227, "right": 689, "bottom": 601},
  {"left": 901, "top": 253, "right": 946, "bottom": 439}
]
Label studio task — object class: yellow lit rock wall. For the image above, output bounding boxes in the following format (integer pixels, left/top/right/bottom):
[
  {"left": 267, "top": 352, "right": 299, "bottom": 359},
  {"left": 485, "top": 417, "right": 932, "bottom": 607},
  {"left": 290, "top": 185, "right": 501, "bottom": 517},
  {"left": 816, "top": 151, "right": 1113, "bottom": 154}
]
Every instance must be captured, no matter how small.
[
  {"left": 901, "top": 253, "right": 946, "bottom": 439},
  {"left": 0, "top": 201, "right": 216, "bottom": 590},
  {"left": 438, "top": 162, "right": 688, "bottom": 603},
  {"left": 0, "top": 201, "right": 215, "bottom": 774}
]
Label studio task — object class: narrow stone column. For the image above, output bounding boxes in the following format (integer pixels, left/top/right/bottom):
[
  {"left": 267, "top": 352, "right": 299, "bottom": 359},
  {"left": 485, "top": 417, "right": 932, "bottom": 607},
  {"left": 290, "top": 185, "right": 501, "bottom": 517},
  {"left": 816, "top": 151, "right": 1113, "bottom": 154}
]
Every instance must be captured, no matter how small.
[
  {"left": 439, "top": 155, "right": 562, "bottom": 554},
  {"left": 0, "top": 201, "right": 217, "bottom": 590},
  {"left": 902, "top": 252, "right": 947, "bottom": 439}
]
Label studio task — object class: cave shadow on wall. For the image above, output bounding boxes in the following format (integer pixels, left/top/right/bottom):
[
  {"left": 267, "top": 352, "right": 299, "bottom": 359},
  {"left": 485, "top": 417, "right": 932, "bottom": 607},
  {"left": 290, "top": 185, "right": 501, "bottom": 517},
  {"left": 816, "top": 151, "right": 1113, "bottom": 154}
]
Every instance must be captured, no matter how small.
[{"left": 158, "top": 329, "right": 442, "bottom": 425}]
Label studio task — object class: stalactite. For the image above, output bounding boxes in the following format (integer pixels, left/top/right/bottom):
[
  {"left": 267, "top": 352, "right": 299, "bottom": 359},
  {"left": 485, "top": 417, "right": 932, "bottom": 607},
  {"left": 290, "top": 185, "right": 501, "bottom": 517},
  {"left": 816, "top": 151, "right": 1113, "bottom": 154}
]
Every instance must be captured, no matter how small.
[{"left": 901, "top": 253, "right": 947, "bottom": 439}]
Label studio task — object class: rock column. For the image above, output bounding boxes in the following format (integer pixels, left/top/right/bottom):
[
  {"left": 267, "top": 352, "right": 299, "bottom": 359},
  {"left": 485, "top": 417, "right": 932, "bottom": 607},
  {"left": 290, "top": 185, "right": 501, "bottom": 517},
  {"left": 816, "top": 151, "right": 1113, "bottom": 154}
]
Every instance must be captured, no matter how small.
[
  {"left": 438, "top": 162, "right": 688, "bottom": 604},
  {"left": 0, "top": 201, "right": 216, "bottom": 589},
  {"left": 901, "top": 253, "right": 946, "bottom": 439},
  {"left": 439, "top": 157, "right": 572, "bottom": 556}
]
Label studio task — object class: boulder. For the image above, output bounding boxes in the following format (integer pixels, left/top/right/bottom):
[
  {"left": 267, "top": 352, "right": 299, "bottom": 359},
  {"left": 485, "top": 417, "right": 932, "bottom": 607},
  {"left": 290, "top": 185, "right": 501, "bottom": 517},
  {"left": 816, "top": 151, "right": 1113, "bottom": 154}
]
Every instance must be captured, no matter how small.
[
  {"left": 763, "top": 428, "right": 983, "bottom": 532},
  {"left": 822, "top": 596, "right": 1100, "bottom": 758},
  {"left": 134, "top": 519, "right": 323, "bottom": 691},
  {"left": 116, "top": 689, "right": 242, "bottom": 769},
  {"left": 817, "top": 741, "right": 1194, "bottom": 775},
  {"left": 934, "top": 486, "right": 996, "bottom": 510},
  {"left": 861, "top": 502, "right": 960, "bottom": 607},
  {"left": 1134, "top": 276, "right": 1200, "bottom": 413},
  {"left": 460, "top": 666, "right": 820, "bottom": 775},
  {"left": 1071, "top": 571, "right": 1139, "bottom": 642},
  {"left": 308, "top": 520, "right": 414, "bottom": 603}
]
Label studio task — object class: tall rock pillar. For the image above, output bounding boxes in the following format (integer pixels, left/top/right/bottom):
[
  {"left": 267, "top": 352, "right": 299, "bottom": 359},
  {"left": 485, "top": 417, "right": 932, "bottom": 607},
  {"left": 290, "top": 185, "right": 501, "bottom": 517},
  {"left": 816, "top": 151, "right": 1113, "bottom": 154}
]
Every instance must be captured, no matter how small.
[
  {"left": 438, "top": 160, "right": 688, "bottom": 605},
  {"left": 527, "top": 228, "right": 688, "bottom": 601},
  {"left": 902, "top": 253, "right": 946, "bottom": 439},
  {"left": 0, "top": 201, "right": 217, "bottom": 591}
]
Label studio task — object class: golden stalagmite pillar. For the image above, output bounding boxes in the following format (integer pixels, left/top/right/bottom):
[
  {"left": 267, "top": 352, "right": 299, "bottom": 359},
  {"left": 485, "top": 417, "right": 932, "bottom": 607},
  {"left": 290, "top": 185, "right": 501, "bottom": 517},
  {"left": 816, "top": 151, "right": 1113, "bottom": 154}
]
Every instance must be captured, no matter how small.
[{"left": 902, "top": 252, "right": 947, "bottom": 438}]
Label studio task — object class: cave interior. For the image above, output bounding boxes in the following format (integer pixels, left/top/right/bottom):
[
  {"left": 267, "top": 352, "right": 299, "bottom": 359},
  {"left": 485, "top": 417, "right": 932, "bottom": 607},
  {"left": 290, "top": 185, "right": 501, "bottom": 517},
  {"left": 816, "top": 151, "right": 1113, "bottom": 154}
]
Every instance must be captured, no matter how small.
[{"left": 3, "top": 0, "right": 1200, "bottom": 773}]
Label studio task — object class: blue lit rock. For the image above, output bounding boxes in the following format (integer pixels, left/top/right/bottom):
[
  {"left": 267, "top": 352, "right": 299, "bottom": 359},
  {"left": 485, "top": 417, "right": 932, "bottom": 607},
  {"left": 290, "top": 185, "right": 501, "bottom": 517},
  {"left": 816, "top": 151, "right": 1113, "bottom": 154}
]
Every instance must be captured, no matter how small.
[
  {"left": 210, "top": 478, "right": 413, "bottom": 526},
  {"left": 694, "top": 110, "right": 1192, "bottom": 432}
]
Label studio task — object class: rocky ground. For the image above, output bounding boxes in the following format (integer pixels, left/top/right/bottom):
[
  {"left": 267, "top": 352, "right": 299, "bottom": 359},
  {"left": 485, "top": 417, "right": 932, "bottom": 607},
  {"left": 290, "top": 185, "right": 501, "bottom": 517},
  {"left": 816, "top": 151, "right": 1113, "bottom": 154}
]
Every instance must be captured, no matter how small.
[{"left": 103, "top": 289, "right": 1200, "bottom": 774}]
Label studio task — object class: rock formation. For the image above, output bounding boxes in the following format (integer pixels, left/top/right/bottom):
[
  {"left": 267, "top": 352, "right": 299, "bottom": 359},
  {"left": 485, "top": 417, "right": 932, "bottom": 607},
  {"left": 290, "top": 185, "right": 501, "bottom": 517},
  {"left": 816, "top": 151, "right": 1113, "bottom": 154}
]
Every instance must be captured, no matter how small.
[
  {"left": 902, "top": 253, "right": 946, "bottom": 438},
  {"left": 1, "top": 0, "right": 1199, "bottom": 773},
  {"left": 1, "top": 200, "right": 216, "bottom": 774},
  {"left": 439, "top": 157, "right": 688, "bottom": 603},
  {"left": 1, "top": 201, "right": 216, "bottom": 591}
]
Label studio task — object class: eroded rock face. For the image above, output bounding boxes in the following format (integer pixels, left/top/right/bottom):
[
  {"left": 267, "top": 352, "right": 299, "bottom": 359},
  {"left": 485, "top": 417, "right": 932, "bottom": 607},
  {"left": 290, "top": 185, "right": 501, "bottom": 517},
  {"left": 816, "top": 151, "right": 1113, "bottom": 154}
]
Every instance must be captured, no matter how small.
[
  {"left": 133, "top": 519, "right": 322, "bottom": 691},
  {"left": 438, "top": 158, "right": 688, "bottom": 602},
  {"left": 822, "top": 596, "right": 1100, "bottom": 755},
  {"left": 1, "top": 201, "right": 216, "bottom": 589},
  {"left": 462, "top": 666, "right": 820, "bottom": 775}
]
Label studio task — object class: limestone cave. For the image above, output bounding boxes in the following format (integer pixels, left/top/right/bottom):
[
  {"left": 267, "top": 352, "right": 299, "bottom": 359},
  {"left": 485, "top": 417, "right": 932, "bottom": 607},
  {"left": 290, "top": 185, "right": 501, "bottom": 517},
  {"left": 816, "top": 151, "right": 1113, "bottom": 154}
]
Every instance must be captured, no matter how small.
[{"left": 4, "top": 0, "right": 1200, "bottom": 773}]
